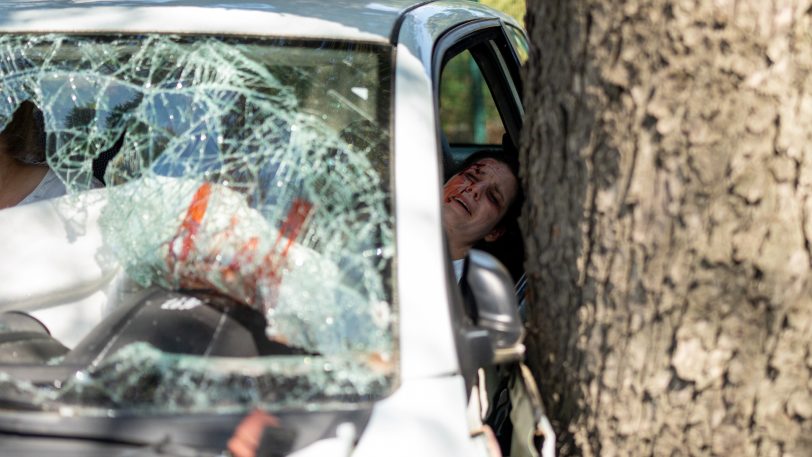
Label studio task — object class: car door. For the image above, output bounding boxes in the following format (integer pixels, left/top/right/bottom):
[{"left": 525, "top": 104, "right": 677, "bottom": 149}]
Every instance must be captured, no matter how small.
[
  {"left": 434, "top": 17, "right": 528, "bottom": 282},
  {"left": 433, "top": 18, "right": 555, "bottom": 457}
]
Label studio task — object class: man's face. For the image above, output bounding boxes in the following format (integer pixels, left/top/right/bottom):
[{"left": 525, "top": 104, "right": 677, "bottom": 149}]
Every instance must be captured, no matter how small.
[{"left": 442, "top": 158, "right": 518, "bottom": 248}]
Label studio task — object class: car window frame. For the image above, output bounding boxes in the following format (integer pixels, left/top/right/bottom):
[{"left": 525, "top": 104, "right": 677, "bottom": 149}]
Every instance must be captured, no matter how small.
[
  {"left": 434, "top": 21, "right": 524, "bottom": 170},
  {"left": 431, "top": 18, "right": 526, "bottom": 391},
  {"left": 505, "top": 23, "right": 530, "bottom": 67}
]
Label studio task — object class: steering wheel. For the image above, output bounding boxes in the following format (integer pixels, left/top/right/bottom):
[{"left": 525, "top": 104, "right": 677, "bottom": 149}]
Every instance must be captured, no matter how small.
[{"left": 63, "top": 287, "right": 312, "bottom": 365}]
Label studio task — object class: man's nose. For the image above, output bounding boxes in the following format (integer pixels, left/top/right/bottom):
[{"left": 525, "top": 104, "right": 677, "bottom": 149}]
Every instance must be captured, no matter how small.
[{"left": 469, "top": 182, "right": 484, "bottom": 200}]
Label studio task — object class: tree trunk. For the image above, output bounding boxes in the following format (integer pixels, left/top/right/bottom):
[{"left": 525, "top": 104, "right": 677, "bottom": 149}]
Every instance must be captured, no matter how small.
[{"left": 520, "top": 1, "right": 812, "bottom": 455}]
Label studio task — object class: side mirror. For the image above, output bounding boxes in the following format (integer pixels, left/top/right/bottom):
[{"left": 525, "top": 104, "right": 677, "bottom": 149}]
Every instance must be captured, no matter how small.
[{"left": 463, "top": 249, "right": 525, "bottom": 364}]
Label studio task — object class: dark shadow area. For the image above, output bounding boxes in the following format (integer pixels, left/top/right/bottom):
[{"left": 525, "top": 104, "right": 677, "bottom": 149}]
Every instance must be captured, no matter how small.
[
  {"left": 92, "top": 130, "right": 126, "bottom": 185},
  {"left": 518, "top": 4, "right": 624, "bottom": 453},
  {"left": 0, "top": 100, "right": 46, "bottom": 164}
]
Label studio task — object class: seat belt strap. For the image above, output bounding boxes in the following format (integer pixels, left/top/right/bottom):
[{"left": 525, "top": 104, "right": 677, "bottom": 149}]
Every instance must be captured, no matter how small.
[{"left": 508, "top": 362, "right": 556, "bottom": 457}]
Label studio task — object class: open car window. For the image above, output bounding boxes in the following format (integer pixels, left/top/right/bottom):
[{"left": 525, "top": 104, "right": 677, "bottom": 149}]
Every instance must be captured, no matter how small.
[
  {"left": 0, "top": 34, "right": 395, "bottom": 414},
  {"left": 437, "top": 29, "right": 523, "bottom": 177},
  {"left": 440, "top": 48, "right": 506, "bottom": 146},
  {"left": 435, "top": 26, "right": 526, "bottom": 294}
]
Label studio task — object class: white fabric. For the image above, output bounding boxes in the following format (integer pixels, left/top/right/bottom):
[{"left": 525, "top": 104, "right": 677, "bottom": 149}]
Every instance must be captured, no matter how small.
[
  {"left": 17, "top": 168, "right": 66, "bottom": 206},
  {"left": 4, "top": 172, "right": 106, "bottom": 346},
  {"left": 453, "top": 258, "right": 465, "bottom": 283},
  {"left": 17, "top": 168, "right": 103, "bottom": 207},
  {"left": 0, "top": 191, "right": 119, "bottom": 347}
]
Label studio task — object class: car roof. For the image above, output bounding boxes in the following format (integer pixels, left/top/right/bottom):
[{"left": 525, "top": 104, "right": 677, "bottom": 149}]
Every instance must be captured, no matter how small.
[{"left": 0, "top": 0, "right": 434, "bottom": 42}]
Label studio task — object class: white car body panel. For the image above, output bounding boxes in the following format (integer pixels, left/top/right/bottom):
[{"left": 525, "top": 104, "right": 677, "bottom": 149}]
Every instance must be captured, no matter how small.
[
  {"left": 0, "top": 6, "right": 387, "bottom": 42},
  {"left": 0, "top": 0, "right": 431, "bottom": 41},
  {"left": 286, "top": 376, "right": 488, "bottom": 457},
  {"left": 354, "top": 375, "right": 487, "bottom": 456},
  {"left": 0, "top": 1, "right": 532, "bottom": 456},
  {"left": 392, "top": 42, "right": 460, "bottom": 380}
]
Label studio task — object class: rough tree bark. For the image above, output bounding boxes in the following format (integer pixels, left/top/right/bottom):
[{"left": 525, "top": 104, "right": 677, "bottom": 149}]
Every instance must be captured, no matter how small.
[{"left": 519, "top": 0, "right": 812, "bottom": 455}]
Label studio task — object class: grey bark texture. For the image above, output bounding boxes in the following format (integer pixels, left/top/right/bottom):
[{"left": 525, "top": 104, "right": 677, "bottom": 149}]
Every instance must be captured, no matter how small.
[{"left": 520, "top": 0, "right": 812, "bottom": 455}]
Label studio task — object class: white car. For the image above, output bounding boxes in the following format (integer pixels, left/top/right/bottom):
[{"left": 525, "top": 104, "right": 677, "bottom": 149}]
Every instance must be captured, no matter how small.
[{"left": 0, "top": 1, "right": 551, "bottom": 456}]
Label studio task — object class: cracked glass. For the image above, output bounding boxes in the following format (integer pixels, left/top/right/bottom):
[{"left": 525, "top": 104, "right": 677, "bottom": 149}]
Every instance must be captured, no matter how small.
[{"left": 0, "top": 34, "right": 395, "bottom": 414}]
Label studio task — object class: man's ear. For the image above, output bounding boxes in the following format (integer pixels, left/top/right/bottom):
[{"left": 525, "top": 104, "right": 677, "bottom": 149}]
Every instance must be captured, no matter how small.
[{"left": 483, "top": 225, "right": 506, "bottom": 242}]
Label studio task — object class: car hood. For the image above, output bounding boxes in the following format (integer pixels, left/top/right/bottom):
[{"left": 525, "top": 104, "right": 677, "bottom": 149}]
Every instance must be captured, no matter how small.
[
  {"left": 0, "top": 0, "right": 424, "bottom": 42},
  {"left": 0, "top": 406, "right": 372, "bottom": 456}
]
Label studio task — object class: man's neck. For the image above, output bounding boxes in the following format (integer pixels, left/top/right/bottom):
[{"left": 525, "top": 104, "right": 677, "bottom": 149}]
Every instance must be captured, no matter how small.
[{"left": 448, "top": 242, "right": 471, "bottom": 261}]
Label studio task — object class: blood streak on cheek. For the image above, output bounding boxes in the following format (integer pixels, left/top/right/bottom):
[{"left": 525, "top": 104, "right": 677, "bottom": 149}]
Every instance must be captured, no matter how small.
[
  {"left": 443, "top": 174, "right": 468, "bottom": 202},
  {"left": 443, "top": 169, "right": 477, "bottom": 203}
]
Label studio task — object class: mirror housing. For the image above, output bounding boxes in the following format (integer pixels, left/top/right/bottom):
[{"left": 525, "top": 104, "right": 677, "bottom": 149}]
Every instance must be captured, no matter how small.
[{"left": 463, "top": 249, "right": 525, "bottom": 364}]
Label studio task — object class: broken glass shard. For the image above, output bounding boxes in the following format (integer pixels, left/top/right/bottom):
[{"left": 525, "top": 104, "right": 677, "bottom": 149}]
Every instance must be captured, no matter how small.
[{"left": 0, "top": 34, "right": 395, "bottom": 414}]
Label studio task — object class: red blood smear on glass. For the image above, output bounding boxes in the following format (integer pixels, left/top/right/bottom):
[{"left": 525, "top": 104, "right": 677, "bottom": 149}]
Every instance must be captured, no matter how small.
[
  {"left": 261, "top": 198, "right": 314, "bottom": 279},
  {"left": 168, "top": 182, "right": 212, "bottom": 267}
]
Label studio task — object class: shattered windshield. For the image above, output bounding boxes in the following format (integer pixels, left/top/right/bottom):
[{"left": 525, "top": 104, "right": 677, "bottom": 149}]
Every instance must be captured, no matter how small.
[{"left": 0, "top": 34, "right": 394, "bottom": 414}]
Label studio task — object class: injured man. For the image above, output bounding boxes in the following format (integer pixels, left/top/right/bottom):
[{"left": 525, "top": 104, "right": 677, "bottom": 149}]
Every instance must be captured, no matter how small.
[{"left": 441, "top": 151, "right": 523, "bottom": 282}]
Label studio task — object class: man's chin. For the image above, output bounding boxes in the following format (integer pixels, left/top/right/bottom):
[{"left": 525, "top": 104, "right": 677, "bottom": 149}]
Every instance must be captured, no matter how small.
[
  {"left": 442, "top": 206, "right": 466, "bottom": 228},
  {"left": 444, "top": 207, "right": 469, "bottom": 224},
  {"left": 448, "top": 199, "right": 472, "bottom": 216}
]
